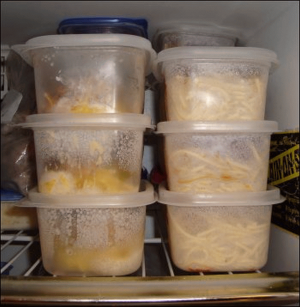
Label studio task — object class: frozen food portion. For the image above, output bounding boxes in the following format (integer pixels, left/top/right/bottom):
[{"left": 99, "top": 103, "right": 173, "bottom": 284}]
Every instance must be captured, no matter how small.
[
  {"left": 152, "top": 24, "right": 238, "bottom": 52},
  {"left": 41, "top": 58, "right": 145, "bottom": 114},
  {"left": 38, "top": 206, "right": 146, "bottom": 276},
  {"left": 1, "top": 201, "right": 38, "bottom": 230},
  {"left": 167, "top": 205, "right": 272, "bottom": 272},
  {"left": 165, "top": 133, "right": 271, "bottom": 193},
  {"left": 39, "top": 168, "right": 137, "bottom": 195},
  {"left": 165, "top": 73, "right": 267, "bottom": 121},
  {"left": 154, "top": 47, "right": 278, "bottom": 121},
  {"left": 160, "top": 32, "right": 236, "bottom": 49},
  {"left": 33, "top": 125, "right": 144, "bottom": 195},
  {"left": 12, "top": 34, "right": 157, "bottom": 115}
]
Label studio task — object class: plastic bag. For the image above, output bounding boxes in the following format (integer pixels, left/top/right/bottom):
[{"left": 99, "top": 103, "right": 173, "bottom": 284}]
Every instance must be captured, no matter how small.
[{"left": 1, "top": 50, "right": 37, "bottom": 195}]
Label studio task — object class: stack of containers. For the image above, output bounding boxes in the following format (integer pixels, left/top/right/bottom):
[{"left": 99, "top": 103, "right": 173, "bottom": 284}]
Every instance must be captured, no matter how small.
[
  {"left": 11, "top": 29, "right": 157, "bottom": 276},
  {"left": 152, "top": 24, "right": 286, "bottom": 272}
]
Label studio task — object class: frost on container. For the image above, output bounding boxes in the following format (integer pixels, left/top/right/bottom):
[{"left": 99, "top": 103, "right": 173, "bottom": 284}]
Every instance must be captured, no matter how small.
[
  {"left": 21, "top": 180, "right": 155, "bottom": 276},
  {"left": 156, "top": 121, "right": 278, "bottom": 193},
  {"left": 165, "top": 133, "right": 271, "bottom": 193},
  {"left": 34, "top": 128, "right": 143, "bottom": 194},
  {"left": 158, "top": 183, "right": 285, "bottom": 273},
  {"left": 38, "top": 206, "right": 146, "bottom": 276},
  {"left": 20, "top": 113, "right": 151, "bottom": 195}
]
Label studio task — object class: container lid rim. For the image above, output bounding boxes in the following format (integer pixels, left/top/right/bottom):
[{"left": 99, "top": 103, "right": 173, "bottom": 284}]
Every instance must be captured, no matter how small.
[
  {"left": 156, "top": 120, "right": 278, "bottom": 134},
  {"left": 17, "top": 113, "right": 155, "bottom": 130},
  {"left": 18, "top": 180, "right": 157, "bottom": 208},
  {"left": 11, "top": 34, "right": 157, "bottom": 74},
  {"left": 158, "top": 182, "right": 285, "bottom": 207}
]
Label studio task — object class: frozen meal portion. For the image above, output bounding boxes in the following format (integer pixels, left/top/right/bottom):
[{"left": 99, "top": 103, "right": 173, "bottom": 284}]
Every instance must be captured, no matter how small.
[
  {"left": 152, "top": 24, "right": 238, "bottom": 52},
  {"left": 1, "top": 201, "right": 38, "bottom": 230},
  {"left": 35, "top": 48, "right": 147, "bottom": 114},
  {"left": 165, "top": 68, "right": 268, "bottom": 121},
  {"left": 38, "top": 206, "right": 146, "bottom": 276},
  {"left": 12, "top": 34, "right": 156, "bottom": 114},
  {"left": 34, "top": 128, "right": 144, "bottom": 195},
  {"left": 167, "top": 205, "right": 272, "bottom": 272},
  {"left": 22, "top": 114, "right": 151, "bottom": 195},
  {"left": 165, "top": 133, "right": 271, "bottom": 193},
  {"left": 154, "top": 47, "right": 278, "bottom": 121}
]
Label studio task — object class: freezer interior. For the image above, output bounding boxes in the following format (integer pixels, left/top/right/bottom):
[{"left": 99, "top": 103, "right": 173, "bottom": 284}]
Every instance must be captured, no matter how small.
[{"left": 1, "top": 1, "right": 299, "bottom": 306}]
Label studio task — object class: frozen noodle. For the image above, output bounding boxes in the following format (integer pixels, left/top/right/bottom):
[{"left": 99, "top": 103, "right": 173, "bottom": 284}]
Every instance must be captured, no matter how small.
[
  {"left": 165, "top": 74, "right": 267, "bottom": 121},
  {"left": 167, "top": 205, "right": 271, "bottom": 272},
  {"left": 166, "top": 137, "right": 270, "bottom": 193}
]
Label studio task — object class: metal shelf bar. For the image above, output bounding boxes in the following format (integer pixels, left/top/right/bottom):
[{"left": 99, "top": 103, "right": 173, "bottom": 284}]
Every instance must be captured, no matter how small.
[
  {"left": 24, "top": 257, "right": 42, "bottom": 277},
  {"left": 1, "top": 230, "right": 24, "bottom": 250},
  {"left": 154, "top": 210, "right": 175, "bottom": 277},
  {"left": 1, "top": 234, "right": 39, "bottom": 274}
]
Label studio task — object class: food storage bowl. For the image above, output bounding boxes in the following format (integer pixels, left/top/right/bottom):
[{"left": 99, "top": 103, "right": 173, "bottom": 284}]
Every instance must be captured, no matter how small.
[
  {"left": 57, "top": 17, "right": 148, "bottom": 38},
  {"left": 156, "top": 120, "right": 278, "bottom": 193},
  {"left": 152, "top": 23, "right": 239, "bottom": 52},
  {"left": 20, "top": 113, "right": 154, "bottom": 195},
  {"left": 20, "top": 180, "right": 155, "bottom": 276},
  {"left": 153, "top": 47, "right": 278, "bottom": 121},
  {"left": 158, "top": 182, "right": 285, "bottom": 272},
  {"left": 1, "top": 201, "right": 38, "bottom": 230},
  {"left": 1, "top": 190, "right": 38, "bottom": 230},
  {"left": 12, "top": 34, "right": 156, "bottom": 114}
]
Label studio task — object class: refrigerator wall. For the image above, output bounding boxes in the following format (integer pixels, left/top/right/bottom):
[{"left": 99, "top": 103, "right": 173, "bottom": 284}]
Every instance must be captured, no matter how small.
[{"left": 1, "top": 0, "right": 299, "bottom": 274}]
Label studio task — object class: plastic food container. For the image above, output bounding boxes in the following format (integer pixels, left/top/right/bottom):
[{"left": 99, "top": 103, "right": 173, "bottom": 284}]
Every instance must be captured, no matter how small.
[
  {"left": 20, "top": 113, "right": 154, "bottom": 195},
  {"left": 20, "top": 180, "right": 156, "bottom": 276},
  {"left": 153, "top": 47, "right": 278, "bottom": 121},
  {"left": 12, "top": 34, "right": 156, "bottom": 114},
  {"left": 158, "top": 182, "right": 285, "bottom": 272},
  {"left": 156, "top": 120, "right": 278, "bottom": 193},
  {"left": 57, "top": 17, "right": 148, "bottom": 38},
  {"left": 1, "top": 201, "right": 38, "bottom": 230},
  {"left": 152, "top": 24, "right": 239, "bottom": 52}
]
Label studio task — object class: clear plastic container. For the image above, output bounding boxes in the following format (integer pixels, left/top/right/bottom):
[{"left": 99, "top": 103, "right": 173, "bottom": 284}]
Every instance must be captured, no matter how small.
[
  {"left": 12, "top": 34, "right": 156, "bottom": 114},
  {"left": 20, "top": 180, "right": 155, "bottom": 276},
  {"left": 156, "top": 120, "right": 278, "bottom": 193},
  {"left": 158, "top": 182, "right": 285, "bottom": 272},
  {"left": 20, "top": 113, "right": 154, "bottom": 195},
  {"left": 57, "top": 17, "right": 148, "bottom": 38},
  {"left": 153, "top": 47, "right": 278, "bottom": 121},
  {"left": 152, "top": 23, "right": 239, "bottom": 52}
]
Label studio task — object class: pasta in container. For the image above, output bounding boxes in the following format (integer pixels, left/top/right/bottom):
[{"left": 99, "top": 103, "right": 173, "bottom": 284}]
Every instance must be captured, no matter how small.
[
  {"left": 153, "top": 47, "right": 278, "bottom": 121},
  {"left": 156, "top": 120, "right": 278, "bottom": 193},
  {"left": 158, "top": 182, "right": 285, "bottom": 272}
]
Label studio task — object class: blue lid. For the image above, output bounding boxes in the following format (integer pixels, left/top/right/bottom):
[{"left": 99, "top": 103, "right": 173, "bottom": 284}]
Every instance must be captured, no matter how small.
[
  {"left": 1, "top": 189, "right": 24, "bottom": 201},
  {"left": 57, "top": 17, "right": 148, "bottom": 38}
]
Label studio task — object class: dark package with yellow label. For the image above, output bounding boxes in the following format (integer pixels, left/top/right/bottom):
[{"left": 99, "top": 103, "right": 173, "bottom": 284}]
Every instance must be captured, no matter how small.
[{"left": 268, "top": 129, "right": 299, "bottom": 235}]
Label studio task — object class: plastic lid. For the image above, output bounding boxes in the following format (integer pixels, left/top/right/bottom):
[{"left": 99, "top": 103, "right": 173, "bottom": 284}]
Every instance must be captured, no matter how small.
[
  {"left": 158, "top": 182, "right": 285, "bottom": 207},
  {"left": 156, "top": 120, "right": 278, "bottom": 134},
  {"left": 153, "top": 46, "right": 279, "bottom": 80},
  {"left": 18, "top": 180, "right": 157, "bottom": 209},
  {"left": 11, "top": 34, "right": 156, "bottom": 74},
  {"left": 57, "top": 17, "right": 148, "bottom": 38},
  {"left": 19, "top": 113, "right": 155, "bottom": 130}
]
